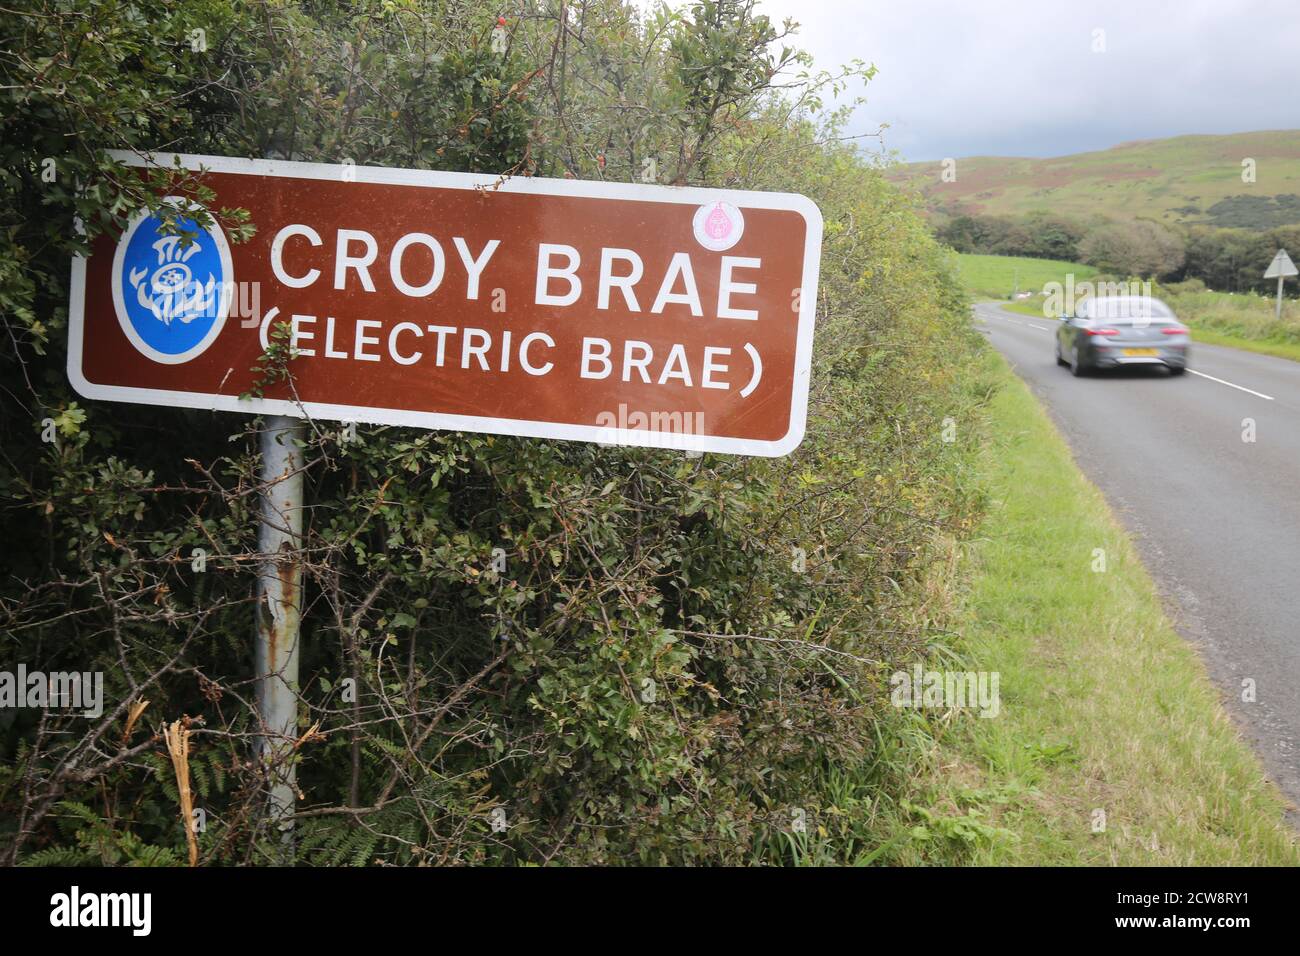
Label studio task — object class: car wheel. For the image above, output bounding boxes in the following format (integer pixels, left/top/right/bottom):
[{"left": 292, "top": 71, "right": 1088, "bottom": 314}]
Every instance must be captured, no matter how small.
[
  {"left": 1070, "top": 347, "right": 1087, "bottom": 377},
  {"left": 1168, "top": 366, "right": 1186, "bottom": 376},
  {"left": 1055, "top": 340, "right": 1068, "bottom": 367}
]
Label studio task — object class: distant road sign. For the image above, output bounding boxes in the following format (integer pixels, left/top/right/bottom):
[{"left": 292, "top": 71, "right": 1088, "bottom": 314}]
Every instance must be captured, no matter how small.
[
  {"left": 1263, "top": 249, "right": 1297, "bottom": 279},
  {"left": 70, "top": 153, "right": 823, "bottom": 457}
]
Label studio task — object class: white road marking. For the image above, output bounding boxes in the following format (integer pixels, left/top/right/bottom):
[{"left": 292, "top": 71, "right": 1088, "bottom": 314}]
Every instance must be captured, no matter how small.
[
  {"left": 1187, "top": 369, "right": 1275, "bottom": 401},
  {"left": 986, "top": 311, "right": 1051, "bottom": 332}
]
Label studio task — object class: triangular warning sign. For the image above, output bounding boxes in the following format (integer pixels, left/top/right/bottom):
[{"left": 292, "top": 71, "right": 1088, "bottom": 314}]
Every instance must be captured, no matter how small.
[{"left": 1263, "top": 249, "right": 1298, "bottom": 278}]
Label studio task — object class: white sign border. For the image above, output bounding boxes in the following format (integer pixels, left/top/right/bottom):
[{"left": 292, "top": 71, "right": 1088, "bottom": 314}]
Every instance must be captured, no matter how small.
[{"left": 69, "top": 151, "right": 823, "bottom": 458}]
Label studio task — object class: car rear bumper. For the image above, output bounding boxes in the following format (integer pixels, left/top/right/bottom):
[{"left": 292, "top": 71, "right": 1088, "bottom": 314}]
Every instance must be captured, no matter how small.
[{"left": 1084, "top": 342, "right": 1188, "bottom": 369}]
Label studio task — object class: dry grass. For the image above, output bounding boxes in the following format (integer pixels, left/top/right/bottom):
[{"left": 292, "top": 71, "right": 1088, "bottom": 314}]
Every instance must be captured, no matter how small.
[{"left": 163, "top": 720, "right": 198, "bottom": 867}]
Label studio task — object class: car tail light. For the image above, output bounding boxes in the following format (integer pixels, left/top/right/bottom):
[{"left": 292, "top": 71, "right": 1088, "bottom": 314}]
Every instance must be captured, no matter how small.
[
  {"left": 1085, "top": 328, "right": 1120, "bottom": 336},
  {"left": 1161, "top": 326, "right": 1189, "bottom": 335}
]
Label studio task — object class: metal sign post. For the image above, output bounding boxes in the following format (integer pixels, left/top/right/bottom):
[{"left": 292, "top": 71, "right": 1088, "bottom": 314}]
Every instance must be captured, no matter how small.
[
  {"left": 1263, "top": 249, "right": 1297, "bottom": 321},
  {"left": 253, "top": 414, "right": 305, "bottom": 839}
]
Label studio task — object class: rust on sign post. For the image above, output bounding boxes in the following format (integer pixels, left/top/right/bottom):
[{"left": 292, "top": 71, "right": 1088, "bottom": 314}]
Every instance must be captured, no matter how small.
[{"left": 70, "top": 152, "right": 823, "bottom": 456}]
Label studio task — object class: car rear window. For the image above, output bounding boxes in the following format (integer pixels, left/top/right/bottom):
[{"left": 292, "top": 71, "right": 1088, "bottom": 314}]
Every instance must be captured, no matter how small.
[{"left": 1080, "top": 297, "right": 1173, "bottom": 321}]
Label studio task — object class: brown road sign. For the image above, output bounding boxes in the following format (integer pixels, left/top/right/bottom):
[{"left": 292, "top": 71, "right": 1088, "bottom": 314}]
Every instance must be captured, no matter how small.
[{"left": 70, "top": 152, "right": 823, "bottom": 456}]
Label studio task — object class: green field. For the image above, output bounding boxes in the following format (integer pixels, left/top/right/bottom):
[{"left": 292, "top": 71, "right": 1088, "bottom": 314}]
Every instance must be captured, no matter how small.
[
  {"left": 894, "top": 130, "right": 1300, "bottom": 228},
  {"left": 906, "top": 353, "right": 1300, "bottom": 865},
  {"left": 955, "top": 252, "right": 1096, "bottom": 300}
]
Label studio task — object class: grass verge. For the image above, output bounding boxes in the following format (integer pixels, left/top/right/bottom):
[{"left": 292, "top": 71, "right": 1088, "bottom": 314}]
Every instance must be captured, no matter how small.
[
  {"left": 1180, "top": 327, "right": 1300, "bottom": 363},
  {"left": 999, "top": 299, "right": 1060, "bottom": 320},
  {"left": 903, "top": 351, "right": 1299, "bottom": 865}
]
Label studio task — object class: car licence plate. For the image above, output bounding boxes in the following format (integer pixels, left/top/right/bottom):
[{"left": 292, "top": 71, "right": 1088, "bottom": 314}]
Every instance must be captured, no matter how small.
[{"left": 1122, "top": 348, "right": 1158, "bottom": 357}]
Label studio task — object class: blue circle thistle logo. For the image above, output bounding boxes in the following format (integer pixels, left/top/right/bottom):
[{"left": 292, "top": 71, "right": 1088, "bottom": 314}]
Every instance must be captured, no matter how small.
[{"left": 111, "top": 199, "right": 233, "bottom": 364}]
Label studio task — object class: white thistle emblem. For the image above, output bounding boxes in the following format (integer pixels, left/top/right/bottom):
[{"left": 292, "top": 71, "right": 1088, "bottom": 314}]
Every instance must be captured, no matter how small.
[{"left": 128, "top": 234, "right": 217, "bottom": 325}]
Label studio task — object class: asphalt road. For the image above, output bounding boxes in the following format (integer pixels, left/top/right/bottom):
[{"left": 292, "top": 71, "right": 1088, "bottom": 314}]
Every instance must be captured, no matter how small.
[{"left": 975, "top": 301, "right": 1300, "bottom": 814}]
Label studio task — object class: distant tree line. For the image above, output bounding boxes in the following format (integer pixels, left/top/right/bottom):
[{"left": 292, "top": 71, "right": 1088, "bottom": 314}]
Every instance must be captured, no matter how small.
[
  {"left": 1181, "top": 224, "right": 1300, "bottom": 293},
  {"left": 938, "top": 212, "right": 1086, "bottom": 264},
  {"left": 938, "top": 212, "right": 1300, "bottom": 294}
]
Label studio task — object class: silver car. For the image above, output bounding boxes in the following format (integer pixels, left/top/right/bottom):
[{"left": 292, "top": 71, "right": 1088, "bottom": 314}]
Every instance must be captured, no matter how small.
[{"left": 1055, "top": 295, "right": 1189, "bottom": 376}]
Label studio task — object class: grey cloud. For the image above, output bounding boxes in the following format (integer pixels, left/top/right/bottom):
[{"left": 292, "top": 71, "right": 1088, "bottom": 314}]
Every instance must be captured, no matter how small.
[{"left": 754, "top": 0, "right": 1300, "bottom": 161}]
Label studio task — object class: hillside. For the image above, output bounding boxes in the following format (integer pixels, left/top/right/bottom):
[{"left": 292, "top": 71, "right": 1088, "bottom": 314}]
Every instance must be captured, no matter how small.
[{"left": 892, "top": 130, "right": 1300, "bottom": 229}]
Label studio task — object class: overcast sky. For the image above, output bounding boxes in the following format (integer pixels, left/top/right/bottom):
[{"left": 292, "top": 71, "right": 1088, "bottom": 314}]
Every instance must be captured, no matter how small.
[{"left": 747, "top": 0, "right": 1300, "bottom": 162}]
